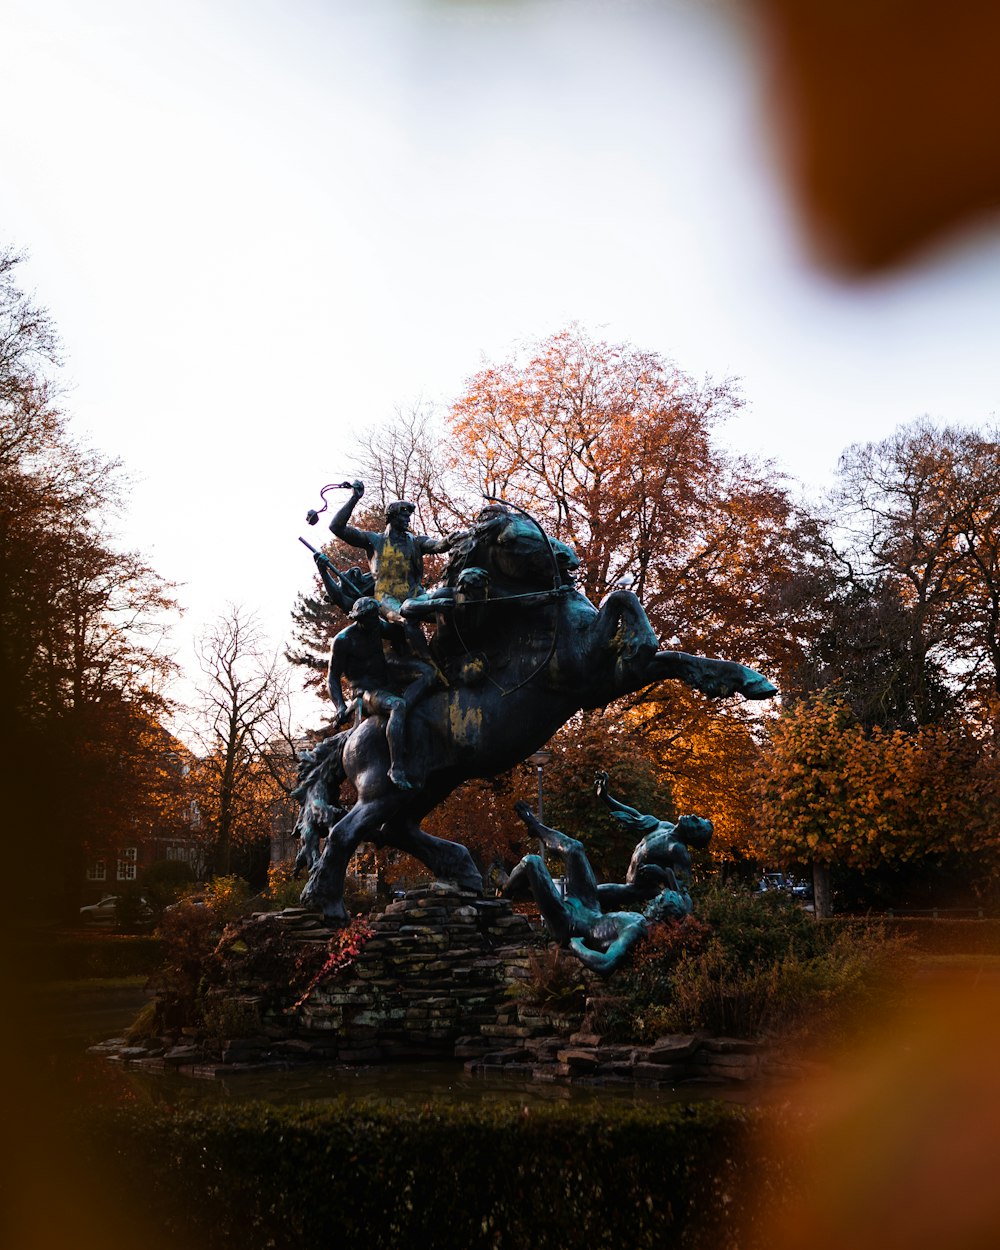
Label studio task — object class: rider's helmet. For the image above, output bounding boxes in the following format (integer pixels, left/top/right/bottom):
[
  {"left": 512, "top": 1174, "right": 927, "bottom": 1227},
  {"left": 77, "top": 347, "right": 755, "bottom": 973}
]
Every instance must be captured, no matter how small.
[
  {"left": 386, "top": 500, "right": 416, "bottom": 523},
  {"left": 348, "top": 596, "right": 380, "bottom": 621}
]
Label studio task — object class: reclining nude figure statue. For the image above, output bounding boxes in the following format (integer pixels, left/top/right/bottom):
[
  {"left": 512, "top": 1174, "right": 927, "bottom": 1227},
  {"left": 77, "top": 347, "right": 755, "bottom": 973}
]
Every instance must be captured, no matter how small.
[{"left": 504, "top": 796, "right": 712, "bottom": 974}]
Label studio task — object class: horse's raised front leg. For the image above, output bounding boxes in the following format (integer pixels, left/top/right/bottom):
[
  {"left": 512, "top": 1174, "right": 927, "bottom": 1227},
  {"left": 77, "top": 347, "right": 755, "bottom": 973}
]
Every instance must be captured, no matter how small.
[
  {"left": 650, "top": 650, "right": 777, "bottom": 700},
  {"left": 300, "top": 796, "right": 400, "bottom": 922},
  {"left": 382, "top": 818, "right": 484, "bottom": 894}
]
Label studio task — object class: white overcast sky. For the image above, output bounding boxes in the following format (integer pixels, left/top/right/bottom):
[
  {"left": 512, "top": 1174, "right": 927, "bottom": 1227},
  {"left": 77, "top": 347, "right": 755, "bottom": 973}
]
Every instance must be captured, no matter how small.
[{"left": 4, "top": 0, "right": 1000, "bottom": 721}]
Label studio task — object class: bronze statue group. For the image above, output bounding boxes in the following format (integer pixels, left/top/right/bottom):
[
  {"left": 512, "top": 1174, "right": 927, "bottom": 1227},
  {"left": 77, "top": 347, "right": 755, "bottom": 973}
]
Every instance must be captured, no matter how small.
[{"left": 290, "top": 481, "right": 734, "bottom": 973}]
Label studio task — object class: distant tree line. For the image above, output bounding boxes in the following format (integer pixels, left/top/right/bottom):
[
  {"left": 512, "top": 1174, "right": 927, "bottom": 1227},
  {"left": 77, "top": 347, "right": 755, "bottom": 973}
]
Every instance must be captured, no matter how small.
[{"left": 0, "top": 252, "right": 294, "bottom": 919}]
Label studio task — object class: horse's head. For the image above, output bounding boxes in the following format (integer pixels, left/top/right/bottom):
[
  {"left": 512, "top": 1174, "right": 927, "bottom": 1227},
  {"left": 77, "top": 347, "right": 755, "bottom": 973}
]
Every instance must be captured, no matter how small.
[{"left": 446, "top": 507, "right": 580, "bottom": 593}]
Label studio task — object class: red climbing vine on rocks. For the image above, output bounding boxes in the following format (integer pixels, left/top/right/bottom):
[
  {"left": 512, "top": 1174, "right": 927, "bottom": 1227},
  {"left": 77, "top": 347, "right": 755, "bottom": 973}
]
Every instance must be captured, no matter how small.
[{"left": 290, "top": 916, "right": 376, "bottom": 1011}]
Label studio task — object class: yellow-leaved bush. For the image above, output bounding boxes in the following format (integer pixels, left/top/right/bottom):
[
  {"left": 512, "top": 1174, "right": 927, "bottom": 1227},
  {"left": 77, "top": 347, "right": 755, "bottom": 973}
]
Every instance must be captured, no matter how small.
[{"left": 755, "top": 696, "right": 1000, "bottom": 871}]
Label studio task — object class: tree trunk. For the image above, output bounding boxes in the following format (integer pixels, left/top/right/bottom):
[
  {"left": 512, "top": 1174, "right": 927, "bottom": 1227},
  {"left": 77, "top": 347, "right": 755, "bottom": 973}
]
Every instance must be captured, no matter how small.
[{"left": 812, "top": 860, "right": 832, "bottom": 919}]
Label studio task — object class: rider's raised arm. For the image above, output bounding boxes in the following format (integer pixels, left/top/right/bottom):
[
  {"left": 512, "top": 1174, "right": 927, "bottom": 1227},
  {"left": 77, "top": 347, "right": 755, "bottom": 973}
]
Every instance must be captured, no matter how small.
[
  {"left": 594, "top": 773, "right": 647, "bottom": 826},
  {"left": 330, "top": 481, "right": 377, "bottom": 556}
]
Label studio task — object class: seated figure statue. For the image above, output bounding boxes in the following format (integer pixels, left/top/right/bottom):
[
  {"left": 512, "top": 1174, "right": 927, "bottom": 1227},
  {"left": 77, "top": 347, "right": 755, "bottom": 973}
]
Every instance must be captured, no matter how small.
[
  {"left": 592, "top": 770, "right": 714, "bottom": 910},
  {"left": 504, "top": 800, "right": 698, "bottom": 974}
]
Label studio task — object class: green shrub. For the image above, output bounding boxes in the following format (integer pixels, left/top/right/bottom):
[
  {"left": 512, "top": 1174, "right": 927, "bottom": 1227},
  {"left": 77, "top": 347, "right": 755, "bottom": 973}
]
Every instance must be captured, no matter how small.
[
  {"left": 507, "top": 945, "right": 587, "bottom": 1011},
  {"left": 191, "top": 875, "right": 258, "bottom": 924},
  {"left": 262, "top": 858, "right": 302, "bottom": 910},
  {"left": 697, "top": 882, "right": 827, "bottom": 966},
  {"left": 77, "top": 1099, "right": 787, "bottom": 1250},
  {"left": 140, "top": 905, "right": 375, "bottom": 1037},
  {"left": 142, "top": 858, "right": 196, "bottom": 915},
  {"left": 597, "top": 884, "right": 910, "bottom": 1045}
]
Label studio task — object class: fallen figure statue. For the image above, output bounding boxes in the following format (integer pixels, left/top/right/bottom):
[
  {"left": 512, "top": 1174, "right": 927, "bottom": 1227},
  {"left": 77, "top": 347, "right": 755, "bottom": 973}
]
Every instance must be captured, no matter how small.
[{"left": 504, "top": 799, "right": 709, "bottom": 975}]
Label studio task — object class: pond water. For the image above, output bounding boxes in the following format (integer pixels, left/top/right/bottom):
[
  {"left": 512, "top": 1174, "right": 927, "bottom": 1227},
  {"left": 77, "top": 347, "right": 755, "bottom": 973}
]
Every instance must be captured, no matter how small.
[{"left": 112, "top": 1055, "right": 766, "bottom": 1111}]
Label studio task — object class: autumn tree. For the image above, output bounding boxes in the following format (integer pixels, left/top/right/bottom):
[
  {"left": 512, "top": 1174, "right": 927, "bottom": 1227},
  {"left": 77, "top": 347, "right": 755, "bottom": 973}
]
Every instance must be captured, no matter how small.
[
  {"left": 781, "top": 558, "right": 960, "bottom": 732},
  {"left": 191, "top": 607, "right": 296, "bottom": 877},
  {"left": 0, "top": 249, "right": 181, "bottom": 918},
  {"left": 756, "top": 695, "right": 1000, "bottom": 914},
  {"left": 446, "top": 327, "right": 820, "bottom": 867},
  {"left": 754, "top": 421, "right": 1000, "bottom": 911},
  {"left": 833, "top": 419, "right": 1000, "bottom": 723},
  {"left": 623, "top": 691, "right": 766, "bottom": 864},
  {"left": 448, "top": 326, "right": 809, "bottom": 678}
]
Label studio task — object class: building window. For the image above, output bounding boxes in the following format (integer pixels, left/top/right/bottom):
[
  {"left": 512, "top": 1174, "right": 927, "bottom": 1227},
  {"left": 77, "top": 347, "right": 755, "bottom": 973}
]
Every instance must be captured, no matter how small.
[
  {"left": 117, "top": 846, "right": 137, "bottom": 881},
  {"left": 86, "top": 859, "right": 107, "bottom": 882}
]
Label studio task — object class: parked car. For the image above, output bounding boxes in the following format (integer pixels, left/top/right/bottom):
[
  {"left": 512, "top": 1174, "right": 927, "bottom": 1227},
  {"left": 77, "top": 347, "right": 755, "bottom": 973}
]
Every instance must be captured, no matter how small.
[
  {"left": 163, "top": 894, "right": 209, "bottom": 913},
  {"left": 79, "top": 894, "right": 153, "bottom": 924},
  {"left": 756, "top": 872, "right": 814, "bottom": 907}
]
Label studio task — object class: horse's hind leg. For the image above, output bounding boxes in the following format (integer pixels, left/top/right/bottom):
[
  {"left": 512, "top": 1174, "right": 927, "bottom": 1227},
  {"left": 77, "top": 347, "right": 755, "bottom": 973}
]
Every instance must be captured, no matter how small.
[
  {"left": 649, "top": 651, "right": 778, "bottom": 700},
  {"left": 590, "top": 590, "right": 658, "bottom": 685},
  {"left": 300, "top": 797, "right": 399, "bottom": 922},
  {"left": 384, "top": 819, "right": 484, "bottom": 894}
]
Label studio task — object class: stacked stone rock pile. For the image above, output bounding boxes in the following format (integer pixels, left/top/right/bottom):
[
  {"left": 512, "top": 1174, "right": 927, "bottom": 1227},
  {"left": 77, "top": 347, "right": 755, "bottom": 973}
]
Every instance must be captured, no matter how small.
[
  {"left": 250, "top": 907, "right": 341, "bottom": 942},
  {"left": 462, "top": 1029, "right": 782, "bottom": 1086},
  {"left": 293, "top": 881, "right": 546, "bottom": 1060},
  {"left": 88, "top": 883, "right": 807, "bottom": 1086}
]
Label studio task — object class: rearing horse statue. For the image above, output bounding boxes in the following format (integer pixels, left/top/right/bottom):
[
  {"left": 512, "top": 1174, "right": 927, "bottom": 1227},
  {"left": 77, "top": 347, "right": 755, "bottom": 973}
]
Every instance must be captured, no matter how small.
[{"left": 299, "top": 505, "right": 776, "bottom": 921}]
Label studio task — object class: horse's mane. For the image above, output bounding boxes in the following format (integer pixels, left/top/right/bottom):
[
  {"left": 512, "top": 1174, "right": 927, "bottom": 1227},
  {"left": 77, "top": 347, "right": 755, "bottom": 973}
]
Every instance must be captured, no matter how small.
[{"left": 441, "top": 512, "right": 509, "bottom": 585}]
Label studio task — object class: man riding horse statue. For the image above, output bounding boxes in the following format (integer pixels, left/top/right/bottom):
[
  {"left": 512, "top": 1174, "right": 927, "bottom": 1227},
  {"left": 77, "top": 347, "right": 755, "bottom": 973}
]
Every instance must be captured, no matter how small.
[{"left": 294, "top": 483, "right": 776, "bottom": 922}]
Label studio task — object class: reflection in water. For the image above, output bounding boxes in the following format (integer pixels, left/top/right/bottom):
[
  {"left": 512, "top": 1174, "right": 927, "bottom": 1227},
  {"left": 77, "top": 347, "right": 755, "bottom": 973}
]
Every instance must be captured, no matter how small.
[{"left": 108, "top": 1057, "right": 761, "bottom": 1111}]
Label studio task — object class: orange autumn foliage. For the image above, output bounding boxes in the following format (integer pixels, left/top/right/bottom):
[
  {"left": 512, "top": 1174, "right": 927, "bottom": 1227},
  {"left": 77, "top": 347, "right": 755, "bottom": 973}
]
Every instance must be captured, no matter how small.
[{"left": 756, "top": 696, "right": 1000, "bottom": 871}]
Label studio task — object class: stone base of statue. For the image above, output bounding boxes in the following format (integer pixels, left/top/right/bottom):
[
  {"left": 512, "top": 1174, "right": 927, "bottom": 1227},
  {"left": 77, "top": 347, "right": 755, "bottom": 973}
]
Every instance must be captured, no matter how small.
[
  {"left": 91, "top": 882, "right": 800, "bottom": 1086},
  {"left": 291, "top": 881, "right": 553, "bottom": 1059}
]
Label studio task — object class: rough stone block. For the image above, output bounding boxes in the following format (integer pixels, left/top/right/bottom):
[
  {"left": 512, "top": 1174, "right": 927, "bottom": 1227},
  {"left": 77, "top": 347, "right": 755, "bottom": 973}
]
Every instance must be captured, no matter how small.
[
  {"left": 695, "top": 1050, "right": 759, "bottom": 1069},
  {"left": 556, "top": 1049, "right": 599, "bottom": 1071},
  {"left": 568, "top": 1032, "right": 602, "bottom": 1047},
  {"left": 649, "top": 1034, "right": 703, "bottom": 1062},
  {"left": 164, "top": 1045, "right": 205, "bottom": 1065},
  {"left": 702, "top": 1036, "right": 760, "bottom": 1055}
]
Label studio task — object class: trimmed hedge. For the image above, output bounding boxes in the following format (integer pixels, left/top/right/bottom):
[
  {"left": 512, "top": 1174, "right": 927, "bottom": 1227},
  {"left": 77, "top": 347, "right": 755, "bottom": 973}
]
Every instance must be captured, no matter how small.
[
  {"left": 79, "top": 1098, "right": 787, "bottom": 1250},
  {"left": 24, "top": 934, "right": 165, "bottom": 981}
]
